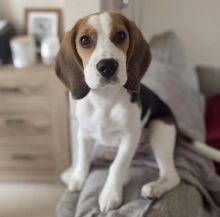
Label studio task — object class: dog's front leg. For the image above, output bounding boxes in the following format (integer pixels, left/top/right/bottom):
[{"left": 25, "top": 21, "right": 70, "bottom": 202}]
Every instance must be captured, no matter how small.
[
  {"left": 99, "top": 130, "right": 140, "bottom": 212},
  {"left": 68, "top": 127, "right": 94, "bottom": 192}
]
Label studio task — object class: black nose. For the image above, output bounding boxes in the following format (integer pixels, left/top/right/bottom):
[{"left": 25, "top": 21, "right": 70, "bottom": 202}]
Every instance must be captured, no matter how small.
[{"left": 96, "top": 59, "right": 118, "bottom": 78}]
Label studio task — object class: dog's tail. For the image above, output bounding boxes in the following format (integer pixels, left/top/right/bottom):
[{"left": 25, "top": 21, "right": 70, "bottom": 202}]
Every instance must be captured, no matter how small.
[{"left": 181, "top": 139, "right": 220, "bottom": 162}]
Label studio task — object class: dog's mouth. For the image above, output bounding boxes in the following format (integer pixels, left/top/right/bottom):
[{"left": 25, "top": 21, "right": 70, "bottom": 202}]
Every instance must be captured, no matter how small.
[
  {"left": 87, "top": 77, "right": 120, "bottom": 90},
  {"left": 100, "top": 76, "right": 119, "bottom": 86},
  {"left": 98, "top": 74, "right": 128, "bottom": 89}
]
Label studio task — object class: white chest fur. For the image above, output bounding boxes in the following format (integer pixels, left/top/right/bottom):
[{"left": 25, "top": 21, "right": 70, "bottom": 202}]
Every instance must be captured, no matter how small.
[{"left": 75, "top": 87, "right": 141, "bottom": 147}]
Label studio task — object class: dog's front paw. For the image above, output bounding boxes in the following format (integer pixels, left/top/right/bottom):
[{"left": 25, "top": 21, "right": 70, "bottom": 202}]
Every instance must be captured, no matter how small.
[
  {"left": 99, "top": 185, "right": 122, "bottom": 212},
  {"left": 141, "top": 175, "right": 180, "bottom": 199},
  {"left": 68, "top": 173, "right": 86, "bottom": 192}
]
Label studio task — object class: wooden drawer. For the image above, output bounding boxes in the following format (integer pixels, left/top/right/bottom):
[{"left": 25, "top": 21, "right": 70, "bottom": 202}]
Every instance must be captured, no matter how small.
[
  {"left": 0, "top": 149, "right": 54, "bottom": 168},
  {"left": 0, "top": 64, "right": 70, "bottom": 182},
  {"left": 0, "top": 74, "right": 48, "bottom": 97},
  {"left": 0, "top": 74, "right": 50, "bottom": 112},
  {"left": 0, "top": 100, "right": 50, "bottom": 113},
  {"left": 0, "top": 112, "right": 51, "bottom": 140},
  {"left": 0, "top": 148, "right": 55, "bottom": 181},
  {"left": 0, "top": 137, "right": 52, "bottom": 150}
]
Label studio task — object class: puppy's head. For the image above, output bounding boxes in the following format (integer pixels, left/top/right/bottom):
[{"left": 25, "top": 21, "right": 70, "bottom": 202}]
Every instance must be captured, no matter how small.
[{"left": 55, "top": 12, "right": 151, "bottom": 99}]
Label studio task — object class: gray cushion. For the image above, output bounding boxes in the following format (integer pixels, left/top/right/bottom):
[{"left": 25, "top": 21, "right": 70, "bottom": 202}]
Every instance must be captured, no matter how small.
[
  {"left": 143, "top": 31, "right": 205, "bottom": 142},
  {"left": 148, "top": 31, "right": 200, "bottom": 91},
  {"left": 56, "top": 165, "right": 211, "bottom": 217},
  {"left": 196, "top": 65, "right": 220, "bottom": 97}
]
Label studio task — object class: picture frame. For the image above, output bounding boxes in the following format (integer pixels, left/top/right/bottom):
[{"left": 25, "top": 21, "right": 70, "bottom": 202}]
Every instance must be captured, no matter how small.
[{"left": 25, "top": 8, "right": 62, "bottom": 47}]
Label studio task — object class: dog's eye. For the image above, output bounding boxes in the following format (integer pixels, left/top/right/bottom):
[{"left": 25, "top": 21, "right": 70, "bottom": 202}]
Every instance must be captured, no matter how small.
[
  {"left": 113, "top": 31, "right": 126, "bottom": 44},
  {"left": 80, "top": 35, "right": 92, "bottom": 48}
]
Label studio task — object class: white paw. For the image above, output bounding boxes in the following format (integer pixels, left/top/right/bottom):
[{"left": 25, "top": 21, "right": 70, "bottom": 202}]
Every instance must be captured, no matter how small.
[
  {"left": 141, "top": 175, "right": 180, "bottom": 199},
  {"left": 99, "top": 185, "right": 122, "bottom": 212},
  {"left": 68, "top": 174, "right": 85, "bottom": 192}
]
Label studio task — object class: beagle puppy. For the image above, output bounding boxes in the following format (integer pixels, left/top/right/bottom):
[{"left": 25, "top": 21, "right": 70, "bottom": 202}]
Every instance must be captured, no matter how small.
[{"left": 55, "top": 12, "right": 220, "bottom": 212}]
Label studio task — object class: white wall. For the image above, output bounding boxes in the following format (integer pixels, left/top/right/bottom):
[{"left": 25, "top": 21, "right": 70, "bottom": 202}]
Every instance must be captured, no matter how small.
[
  {"left": 140, "top": 0, "right": 220, "bottom": 67},
  {"left": 0, "top": 0, "right": 101, "bottom": 33},
  {"left": 63, "top": 0, "right": 100, "bottom": 31},
  {"left": 0, "top": 0, "right": 63, "bottom": 33}
]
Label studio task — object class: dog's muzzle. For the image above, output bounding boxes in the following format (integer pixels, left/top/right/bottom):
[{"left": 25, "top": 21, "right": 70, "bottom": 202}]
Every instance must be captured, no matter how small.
[{"left": 96, "top": 58, "right": 118, "bottom": 78}]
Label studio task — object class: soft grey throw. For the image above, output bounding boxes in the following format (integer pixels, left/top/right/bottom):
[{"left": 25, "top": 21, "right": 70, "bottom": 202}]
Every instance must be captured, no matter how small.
[{"left": 57, "top": 161, "right": 219, "bottom": 217}]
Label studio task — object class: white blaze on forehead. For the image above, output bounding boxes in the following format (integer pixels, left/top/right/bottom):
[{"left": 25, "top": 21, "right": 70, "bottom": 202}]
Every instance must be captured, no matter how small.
[
  {"left": 88, "top": 12, "right": 112, "bottom": 37},
  {"left": 84, "top": 12, "right": 127, "bottom": 90}
]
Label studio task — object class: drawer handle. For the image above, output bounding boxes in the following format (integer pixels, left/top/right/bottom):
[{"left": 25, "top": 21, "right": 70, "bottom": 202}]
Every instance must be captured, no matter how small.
[
  {"left": 0, "top": 84, "right": 44, "bottom": 94},
  {"left": 5, "top": 119, "right": 26, "bottom": 126},
  {"left": 0, "top": 87, "right": 22, "bottom": 93},
  {"left": 5, "top": 118, "right": 49, "bottom": 133},
  {"left": 12, "top": 154, "right": 36, "bottom": 161}
]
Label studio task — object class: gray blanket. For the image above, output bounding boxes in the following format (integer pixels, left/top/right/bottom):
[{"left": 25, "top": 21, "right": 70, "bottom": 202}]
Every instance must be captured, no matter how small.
[
  {"left": 57, "top": 161, "right": 219, "bottom": 217},
  {"left": 57, "top": 31, "right": 220, "bottom": 217}
]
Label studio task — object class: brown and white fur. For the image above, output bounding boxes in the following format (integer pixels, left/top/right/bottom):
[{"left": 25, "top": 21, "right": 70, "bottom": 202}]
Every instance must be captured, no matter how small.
[{"left": 55, "top": 12, "right": 220, "bottom": 212}]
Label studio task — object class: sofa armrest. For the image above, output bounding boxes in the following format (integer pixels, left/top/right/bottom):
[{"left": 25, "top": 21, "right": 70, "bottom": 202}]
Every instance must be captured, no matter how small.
[{"left": 196, "top": 65, "right": 220, "bottom": 97}]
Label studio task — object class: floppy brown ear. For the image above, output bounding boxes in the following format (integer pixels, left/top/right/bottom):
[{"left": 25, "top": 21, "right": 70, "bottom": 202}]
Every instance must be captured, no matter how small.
[
  {"left": 55, "top": 27, "right": 90, "bottom": 99},
  {"left": 124, "top": 19, "right": 151, "bottom": 92}
]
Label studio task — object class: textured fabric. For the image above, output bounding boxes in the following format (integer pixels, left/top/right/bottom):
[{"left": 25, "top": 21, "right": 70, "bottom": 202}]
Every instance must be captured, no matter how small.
[
  {"left": 196, "top": 65, "right": 220, "bottom": 97},
  {"left": 147, "top": 31, "right": 200, "bottom": 91},
  {"left": 205, "top": 95, "right": 220, "bottom": 175},
  {"left": 57, "top": 162, "right": 216, "bottom": 217},
  {"left": 197, "top": 64, "right": 220, "bottom": 176}
]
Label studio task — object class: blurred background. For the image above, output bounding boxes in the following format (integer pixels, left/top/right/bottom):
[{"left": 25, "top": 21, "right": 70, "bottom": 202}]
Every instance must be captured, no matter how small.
[
  {"left": 1, "top": 0, "right": 220, "bottom": 66},
  {"left": 0, "top": 0, "right": 220, "bottom": 217}
]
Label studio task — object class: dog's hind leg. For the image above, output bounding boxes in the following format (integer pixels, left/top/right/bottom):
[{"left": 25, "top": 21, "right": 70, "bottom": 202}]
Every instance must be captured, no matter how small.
[{"left": 141, "top": 119, "right": 180, "bottom": 199}]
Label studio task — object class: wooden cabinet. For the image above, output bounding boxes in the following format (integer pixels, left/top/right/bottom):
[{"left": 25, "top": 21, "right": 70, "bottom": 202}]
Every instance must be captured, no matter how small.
[{"left": 0, "top": 64, "right": 70, "bottom": 182}]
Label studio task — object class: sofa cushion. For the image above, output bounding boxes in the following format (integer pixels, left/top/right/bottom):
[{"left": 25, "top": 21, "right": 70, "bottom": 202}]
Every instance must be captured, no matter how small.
[
  {"left": 205, "top": 95, "right": 220, "bottom": 175},
  {"left": 148, "top": 31, "right": 200, "bottom": 91},
  {"left": 56, "top": 165, "right": 214, "bottom": 217},
  {"left": 196, "top": 65, "right": 220, "bottom": 97}
]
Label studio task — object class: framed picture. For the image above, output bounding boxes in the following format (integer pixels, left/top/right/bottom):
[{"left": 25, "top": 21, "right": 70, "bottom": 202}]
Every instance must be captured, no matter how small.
[{"left": 25, "top": 8, "right": 62, "bottom": 47}]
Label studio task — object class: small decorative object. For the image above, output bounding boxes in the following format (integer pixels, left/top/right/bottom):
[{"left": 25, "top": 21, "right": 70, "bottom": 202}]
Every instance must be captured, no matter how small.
[
  {"left": 10, "top": 36, "right": 37, "bottom": 68},
  {"left": 41, "top": 35, "right": 59, "bottom": 65},
  {"left": 25, "top": 8, "right": 62, "bottom": 48},
  {"left": 0, "top": 20, "right": 16, "bottom": 65}
]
